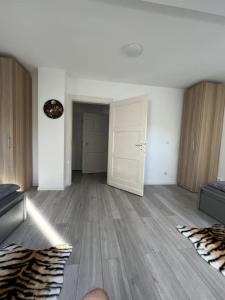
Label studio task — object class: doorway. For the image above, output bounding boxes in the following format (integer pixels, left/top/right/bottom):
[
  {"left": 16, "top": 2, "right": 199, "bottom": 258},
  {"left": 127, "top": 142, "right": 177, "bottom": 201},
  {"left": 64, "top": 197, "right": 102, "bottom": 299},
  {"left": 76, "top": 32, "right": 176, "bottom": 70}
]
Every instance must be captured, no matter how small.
[
  {"left": 72, "top": 102, "right": 109, "bottom": 177},
  {"left": 67, "top": 95, "right": 148, "bottom": 196}
]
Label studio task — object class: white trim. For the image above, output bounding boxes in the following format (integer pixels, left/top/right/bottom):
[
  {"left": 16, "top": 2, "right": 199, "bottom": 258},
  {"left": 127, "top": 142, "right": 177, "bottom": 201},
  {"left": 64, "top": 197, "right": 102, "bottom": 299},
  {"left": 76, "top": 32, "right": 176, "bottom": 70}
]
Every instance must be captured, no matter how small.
[
  {"left": 65, "top": 94, "right": 113, "bottom": 187},
  {"left": 69, "top": 94, "right": 113, "bottom": 105},
  {"left": 144, "top": 181, "right": 177, "bottom": 185},
  {"left": 38, "top": 186, "right": 65, "bottom": 191}
]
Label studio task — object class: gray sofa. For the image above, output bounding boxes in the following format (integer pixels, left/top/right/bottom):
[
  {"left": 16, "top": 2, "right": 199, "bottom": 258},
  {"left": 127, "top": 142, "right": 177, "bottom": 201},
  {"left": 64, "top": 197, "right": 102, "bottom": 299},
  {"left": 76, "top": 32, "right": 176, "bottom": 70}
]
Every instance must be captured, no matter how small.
[
  {"left": 199, "top": 182, "right": 225, "bottom": 224},
  {"left": 0, "top": 184, "right": 26, "bottom": 243}
]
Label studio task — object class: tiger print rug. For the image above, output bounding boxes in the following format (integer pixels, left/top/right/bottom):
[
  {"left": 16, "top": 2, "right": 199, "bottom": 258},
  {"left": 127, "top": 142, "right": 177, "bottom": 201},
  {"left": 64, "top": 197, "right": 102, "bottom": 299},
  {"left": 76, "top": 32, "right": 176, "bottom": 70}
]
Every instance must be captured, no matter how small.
[
  {"left": 177, "top": 224, "right": 225, "bottom": 276},
  {"left": 0, "top": 243, "right": 72, "bottom": 299}
]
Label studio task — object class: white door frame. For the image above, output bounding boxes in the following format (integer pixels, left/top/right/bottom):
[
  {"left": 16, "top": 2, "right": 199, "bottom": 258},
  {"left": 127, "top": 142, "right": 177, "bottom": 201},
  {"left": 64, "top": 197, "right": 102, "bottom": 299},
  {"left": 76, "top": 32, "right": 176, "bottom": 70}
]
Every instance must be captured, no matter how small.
[{"left": 65, "top": 94, "right": 113, "bottom": 186}]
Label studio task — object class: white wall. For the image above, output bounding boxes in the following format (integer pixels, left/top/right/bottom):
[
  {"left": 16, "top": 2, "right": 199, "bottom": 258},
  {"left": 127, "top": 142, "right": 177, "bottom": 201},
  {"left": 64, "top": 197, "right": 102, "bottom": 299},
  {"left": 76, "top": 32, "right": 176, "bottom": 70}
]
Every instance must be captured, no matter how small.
[
  {"left": 218, "top": 118, "right": 225, "bottom": 181},
  {"left": 33, "top": 74, "right": 225, "bottom": 188},
  {"left": 67, "top": 78, "right": 184, "bottom": 184},
  {"left": 38, "top": 68, "right": 66, "bottom": 190}
]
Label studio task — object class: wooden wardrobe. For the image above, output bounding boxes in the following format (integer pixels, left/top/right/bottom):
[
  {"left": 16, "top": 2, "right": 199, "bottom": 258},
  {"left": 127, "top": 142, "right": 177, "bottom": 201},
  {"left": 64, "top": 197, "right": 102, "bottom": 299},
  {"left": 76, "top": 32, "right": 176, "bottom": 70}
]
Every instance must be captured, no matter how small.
[
  {"left": 177, "top": 81, "right": 225, "bottom": 193},
  {"left": 0, "top": 57, "right": 32, "bottom": 191}
]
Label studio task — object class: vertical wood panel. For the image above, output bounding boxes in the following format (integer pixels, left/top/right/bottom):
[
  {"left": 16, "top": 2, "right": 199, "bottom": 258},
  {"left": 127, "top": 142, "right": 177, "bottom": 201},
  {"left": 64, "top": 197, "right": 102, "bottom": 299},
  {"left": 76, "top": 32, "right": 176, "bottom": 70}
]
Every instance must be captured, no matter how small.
[
  {"left": 207, "top": 85, "right": 225, "bottom": 181},
  {"left": 177, "top": 84, "right": 204, "bottom": 190},
  {"left": 0, "top": 58, "right": 15, "bottom": 183},
  {"left": 190, "top": 82, "right": 204, "bottom": 191},
  {"left": 24, "top": 72, "right": 32, "bottom": 190},
  {"left": 13, "top": 61, "right": 26, "bottom": 190}
]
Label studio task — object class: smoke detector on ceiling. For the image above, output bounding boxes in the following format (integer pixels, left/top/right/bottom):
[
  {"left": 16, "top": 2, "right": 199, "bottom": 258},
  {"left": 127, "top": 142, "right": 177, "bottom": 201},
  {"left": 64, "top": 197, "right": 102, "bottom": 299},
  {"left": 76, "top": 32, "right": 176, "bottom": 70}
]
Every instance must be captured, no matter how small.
[{"left": 121, "top": 43, "right": 143, "bottom": 58}]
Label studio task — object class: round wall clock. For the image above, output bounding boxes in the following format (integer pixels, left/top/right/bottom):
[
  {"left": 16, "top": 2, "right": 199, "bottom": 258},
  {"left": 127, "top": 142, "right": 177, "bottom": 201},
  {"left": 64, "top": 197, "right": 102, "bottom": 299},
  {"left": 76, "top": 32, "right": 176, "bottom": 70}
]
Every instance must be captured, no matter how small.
[{"left": 43, "top": 99, "right": 64, "bottom": 119}]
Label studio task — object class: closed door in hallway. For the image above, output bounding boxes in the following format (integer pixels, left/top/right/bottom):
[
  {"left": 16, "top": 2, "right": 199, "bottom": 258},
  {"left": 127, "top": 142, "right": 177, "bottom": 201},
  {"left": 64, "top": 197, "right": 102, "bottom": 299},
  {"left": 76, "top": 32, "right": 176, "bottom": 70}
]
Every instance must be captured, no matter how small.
[{"left": 82, "top": 113, "right": 109, "bottom": 173}]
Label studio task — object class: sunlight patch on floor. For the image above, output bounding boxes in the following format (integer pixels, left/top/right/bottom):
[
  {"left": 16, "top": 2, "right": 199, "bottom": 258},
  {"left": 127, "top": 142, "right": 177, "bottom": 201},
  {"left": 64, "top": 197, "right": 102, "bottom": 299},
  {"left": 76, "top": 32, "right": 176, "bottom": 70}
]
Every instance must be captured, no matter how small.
[{"left": 26, "top": 197, "right": 66, "bottom": 245}]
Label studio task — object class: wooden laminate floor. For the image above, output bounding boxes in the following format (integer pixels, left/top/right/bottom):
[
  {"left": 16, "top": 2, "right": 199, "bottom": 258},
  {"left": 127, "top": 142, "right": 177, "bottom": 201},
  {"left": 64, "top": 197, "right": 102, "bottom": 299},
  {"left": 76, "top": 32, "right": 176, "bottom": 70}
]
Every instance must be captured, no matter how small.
[{"left": 2, "top": 172, "right": 224, "bottom": 300}]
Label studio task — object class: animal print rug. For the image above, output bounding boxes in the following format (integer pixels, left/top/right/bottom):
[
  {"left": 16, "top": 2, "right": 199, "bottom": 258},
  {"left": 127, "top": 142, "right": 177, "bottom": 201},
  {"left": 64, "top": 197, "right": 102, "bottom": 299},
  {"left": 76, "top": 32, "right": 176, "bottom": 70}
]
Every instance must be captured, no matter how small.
[
  {"left": 177, "top": 224, "right": 225, "bottom": 276},
  {"left": 0, "top": 243, "right": 72, "bottom": 299}
]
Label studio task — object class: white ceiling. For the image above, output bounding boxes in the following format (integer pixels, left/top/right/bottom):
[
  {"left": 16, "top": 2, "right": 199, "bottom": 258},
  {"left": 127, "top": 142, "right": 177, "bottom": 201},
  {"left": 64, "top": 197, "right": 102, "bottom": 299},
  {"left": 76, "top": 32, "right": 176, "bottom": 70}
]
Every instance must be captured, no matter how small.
[
  {"left": 1, "top": 0, "right": 225, "bottom": 88},
  {"left": 143, "top": 0, "right": 225, "bottom": 17}
]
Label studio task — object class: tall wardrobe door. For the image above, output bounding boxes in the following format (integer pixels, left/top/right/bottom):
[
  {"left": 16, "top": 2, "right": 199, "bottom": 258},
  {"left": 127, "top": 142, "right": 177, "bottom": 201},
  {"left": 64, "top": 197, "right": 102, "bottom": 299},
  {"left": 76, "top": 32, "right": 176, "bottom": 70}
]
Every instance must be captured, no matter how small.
[
  {"left": 13, "top": 61, "right": 26, "bottom": 190},
  {"left": 208, "top": 85, "right": 225, "bottom": 180},
  {"left": 178, "top": 89, "right": 195, "bottom": 189},
  {"left": 24, "top": 72, "right": 32, "bottom": 190},
  {"left": 197, "top": 83, "right": 225, "bottom": 187},
  {"left": 178, "top": 83, "right": 204, "bottom": 192},
  {"left": 0, "top": 58, "right": 15, "bottom": 183},
  {"left": 189, "top": 82, "right": 205, "bottom": 191}
]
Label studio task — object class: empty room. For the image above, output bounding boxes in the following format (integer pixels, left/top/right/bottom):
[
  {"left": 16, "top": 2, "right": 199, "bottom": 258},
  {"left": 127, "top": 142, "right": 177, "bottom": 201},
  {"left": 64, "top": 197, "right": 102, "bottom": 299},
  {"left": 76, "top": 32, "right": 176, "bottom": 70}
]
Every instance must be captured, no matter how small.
[{"left": 0, "top": 1, "right": 225, "bottom": 299}]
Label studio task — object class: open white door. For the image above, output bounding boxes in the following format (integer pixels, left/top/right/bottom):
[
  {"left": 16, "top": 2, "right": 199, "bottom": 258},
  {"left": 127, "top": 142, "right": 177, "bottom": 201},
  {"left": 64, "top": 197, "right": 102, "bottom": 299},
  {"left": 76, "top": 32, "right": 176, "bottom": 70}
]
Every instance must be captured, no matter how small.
[
  {"left": 82, "top": 113, "right": 109, "bottom": 173},
  {"left": 107, "top": 95, "right": 148, "bottom": 196}
]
